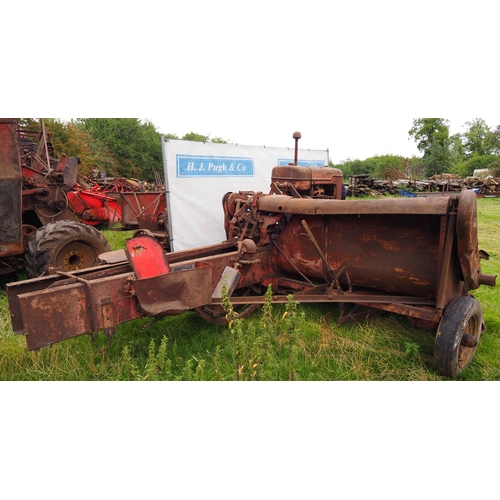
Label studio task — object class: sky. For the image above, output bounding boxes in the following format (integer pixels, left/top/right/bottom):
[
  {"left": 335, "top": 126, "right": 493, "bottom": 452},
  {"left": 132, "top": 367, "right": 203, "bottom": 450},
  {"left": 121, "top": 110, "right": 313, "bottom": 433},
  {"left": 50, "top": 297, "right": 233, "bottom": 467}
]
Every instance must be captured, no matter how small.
[
  {"left": 6, "top": 2, "right": 498, "bottom": 165},
  {"left": 147, "top": 115, "right": 473, "bottom": 164},
  {"left": 3, "top": 1, "right": 498, "bottom": 494}
]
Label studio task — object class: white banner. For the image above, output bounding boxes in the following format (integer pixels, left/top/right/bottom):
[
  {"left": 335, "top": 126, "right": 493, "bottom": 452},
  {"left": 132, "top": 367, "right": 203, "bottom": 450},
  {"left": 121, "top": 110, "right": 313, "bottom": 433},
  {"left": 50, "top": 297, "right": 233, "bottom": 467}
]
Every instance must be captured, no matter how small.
[{"left": 162, "top": 139, "right": 329, "bottom": 251}]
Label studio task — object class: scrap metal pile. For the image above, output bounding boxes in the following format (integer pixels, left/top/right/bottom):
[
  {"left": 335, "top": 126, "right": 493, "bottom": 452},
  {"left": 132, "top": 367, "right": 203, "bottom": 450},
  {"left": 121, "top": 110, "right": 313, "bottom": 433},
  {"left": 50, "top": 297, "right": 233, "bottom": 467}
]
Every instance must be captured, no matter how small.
[
  {"left": 347, "top": 174, "right": 500, "bottom": 197},
  {"left": 18, "top": 121, "right": 166, "bottom": 230}
]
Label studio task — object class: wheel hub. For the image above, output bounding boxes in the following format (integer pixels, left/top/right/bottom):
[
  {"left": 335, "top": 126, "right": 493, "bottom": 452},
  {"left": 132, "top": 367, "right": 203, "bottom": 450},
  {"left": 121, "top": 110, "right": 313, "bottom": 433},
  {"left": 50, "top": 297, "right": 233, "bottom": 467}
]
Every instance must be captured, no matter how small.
[
  {"left": 63, "top": 250, "right": 86, "bottom": 271},
  {"left": 457, "top": 315, "right": 479, "bottom": 368}
]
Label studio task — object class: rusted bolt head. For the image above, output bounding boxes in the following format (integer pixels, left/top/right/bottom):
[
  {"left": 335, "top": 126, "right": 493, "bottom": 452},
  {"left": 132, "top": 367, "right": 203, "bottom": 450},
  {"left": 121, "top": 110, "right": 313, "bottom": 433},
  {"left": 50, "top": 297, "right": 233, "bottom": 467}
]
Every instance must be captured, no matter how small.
[{"left": 293, "top": 131, "right": 302, "bottom": 139}]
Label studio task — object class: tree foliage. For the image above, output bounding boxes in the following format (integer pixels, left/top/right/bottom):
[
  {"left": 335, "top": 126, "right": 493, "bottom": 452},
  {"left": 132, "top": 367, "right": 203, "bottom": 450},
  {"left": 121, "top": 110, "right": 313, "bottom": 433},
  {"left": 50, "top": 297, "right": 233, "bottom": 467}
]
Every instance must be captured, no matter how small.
[
  {"left": 17, "top": 118, "right": 500, "bottom": 182},
  {"left": 409, "top": 118, "right": 451, "bottom": 155},
  {"left": 181, "top": 131, "right": 210, "bottom": 142},
  {"left": 19, "top": 118, "right": 120, "bottom": 177},
  {"left": 332, "top": 155, "right": 420, "bottom": 179},
  {"left": 463, "top": 119, "right": 491, "bottom": 157},
  {"left": 180, "top": 132, "right": 227, "bottom": 144},
  {"left": 452, "top": 119, "right": 500, "bottom": 177},
  {"left": 407, "top": 118, "right": 500, "bottom": 177},
  {"left": 408, "top": 118, "right": 455, "bottom": 176},
  {"left": 76, "top": 118, "right": 162, "bottom": 180},
  {"left": 332, "top": 118, "right": 500, "bottom": 180},
  {"left": 18, "top": 119, "right": 229, "bottom": 182}
]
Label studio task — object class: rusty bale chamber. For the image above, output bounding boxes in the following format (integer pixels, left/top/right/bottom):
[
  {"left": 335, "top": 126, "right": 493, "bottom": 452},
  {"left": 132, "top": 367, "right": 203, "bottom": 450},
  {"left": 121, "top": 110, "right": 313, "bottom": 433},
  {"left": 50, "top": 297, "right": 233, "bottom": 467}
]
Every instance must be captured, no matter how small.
[
  {"left": 7, "top": 166, "right": 495, "bottom": 352},
  {"left": 259, "top": 193, "right": 493, "bottom": 296}
]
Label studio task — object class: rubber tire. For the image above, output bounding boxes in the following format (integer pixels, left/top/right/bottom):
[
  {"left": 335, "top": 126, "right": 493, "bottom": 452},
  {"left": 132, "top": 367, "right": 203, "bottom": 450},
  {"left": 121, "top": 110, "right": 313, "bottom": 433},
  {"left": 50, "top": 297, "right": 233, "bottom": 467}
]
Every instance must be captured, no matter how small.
[
  {"left": 25, "top": 220, "right": 111, "bottom": 277},
  {"left": 434, "top": 296, "right": 483, "bottom": 379}
]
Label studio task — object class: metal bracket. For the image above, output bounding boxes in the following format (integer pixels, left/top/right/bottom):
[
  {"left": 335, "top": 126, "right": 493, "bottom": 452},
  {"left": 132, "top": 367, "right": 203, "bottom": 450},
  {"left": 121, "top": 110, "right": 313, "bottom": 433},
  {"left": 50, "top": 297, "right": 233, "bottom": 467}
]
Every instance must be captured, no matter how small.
[{"left": 101, "top": 297, "right": 116, "bottom": 337}]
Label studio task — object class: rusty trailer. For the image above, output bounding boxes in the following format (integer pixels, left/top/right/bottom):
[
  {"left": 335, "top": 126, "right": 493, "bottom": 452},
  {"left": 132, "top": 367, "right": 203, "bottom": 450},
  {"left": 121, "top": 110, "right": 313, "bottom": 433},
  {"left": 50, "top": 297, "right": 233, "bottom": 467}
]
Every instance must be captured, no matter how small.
[{"left": 6, "top": 138, "right": 496, "bottom": 378}]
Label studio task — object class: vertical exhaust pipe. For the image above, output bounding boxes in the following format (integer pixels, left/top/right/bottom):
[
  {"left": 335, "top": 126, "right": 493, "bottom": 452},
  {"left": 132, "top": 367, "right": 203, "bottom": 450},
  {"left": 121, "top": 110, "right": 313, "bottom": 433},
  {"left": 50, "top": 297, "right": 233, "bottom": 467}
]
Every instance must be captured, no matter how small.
[{"left": 293, "top": 131, "right": 301, "bottom": 165}]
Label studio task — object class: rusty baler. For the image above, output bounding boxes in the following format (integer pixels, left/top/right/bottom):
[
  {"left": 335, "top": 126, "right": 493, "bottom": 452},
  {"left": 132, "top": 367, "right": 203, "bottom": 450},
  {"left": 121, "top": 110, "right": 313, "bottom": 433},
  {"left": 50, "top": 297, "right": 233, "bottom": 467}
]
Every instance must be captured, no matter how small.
[{"left": 6, "top": 133, "right": 496, "bottom": 378}]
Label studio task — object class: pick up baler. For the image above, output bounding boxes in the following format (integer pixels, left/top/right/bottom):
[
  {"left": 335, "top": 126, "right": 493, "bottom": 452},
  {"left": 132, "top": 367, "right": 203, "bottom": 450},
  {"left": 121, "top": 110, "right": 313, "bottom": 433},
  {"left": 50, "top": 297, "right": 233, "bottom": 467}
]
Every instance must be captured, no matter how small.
[{"left": 6, "top": 134, "right": 496, "bottom": 378}]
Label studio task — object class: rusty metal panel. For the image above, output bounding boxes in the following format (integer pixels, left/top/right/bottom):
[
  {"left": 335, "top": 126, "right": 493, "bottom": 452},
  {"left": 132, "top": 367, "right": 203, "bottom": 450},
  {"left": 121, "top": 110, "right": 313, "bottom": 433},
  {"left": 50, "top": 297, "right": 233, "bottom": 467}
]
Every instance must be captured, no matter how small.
[
  {"left": 271, "top": 165, "right": 342, "bottom": 193},
  {"left": 8, "top": 275, "right": 68, "bottom": 334},
  {"left": 456, "top": 189, "right": 481, "bottom": 289},
  {"left": 7, "top": 263, "right": 132, "bottom": 333},
  {"left": 132, "top": 261, "right": 213, "bottom": 316},
  {"left": 273, "top": 212, "right": 444, "bottom": 297},
  {"left": 0, "top": 119, "right": 23, "bottom": 257},
  {"left": 19, "top": 285, "right": 90, "bottom": 349},
  {"left": 258, "top": 195, "right": 452, "bottom": 216},
  {"left": 119, "top": 191, "right": 166, "bottom": 229},
  {"left": 16, "top": 268, "right": 143, "bottom": 350}
]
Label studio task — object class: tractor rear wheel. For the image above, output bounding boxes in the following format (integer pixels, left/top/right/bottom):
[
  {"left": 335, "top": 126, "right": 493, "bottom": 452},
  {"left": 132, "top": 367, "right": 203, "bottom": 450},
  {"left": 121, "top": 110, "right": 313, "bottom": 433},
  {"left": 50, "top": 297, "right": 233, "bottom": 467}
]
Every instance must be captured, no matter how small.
[
  {"left": 434, "top": 296, "right": 483, "bottom": 378},
  {"left": 25, "top": 220, "right": 111, "bottom": 277}
]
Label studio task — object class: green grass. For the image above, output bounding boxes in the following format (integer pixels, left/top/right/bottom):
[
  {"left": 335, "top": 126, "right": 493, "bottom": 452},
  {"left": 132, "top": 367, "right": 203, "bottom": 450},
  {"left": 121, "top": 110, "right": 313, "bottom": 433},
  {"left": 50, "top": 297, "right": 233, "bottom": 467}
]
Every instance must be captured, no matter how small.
[
  {"left": 0, "top": 198, "right": 499, "bottom": 381},
  {"left": 100, "top": 227, "right": 135, "bottom": 250}
]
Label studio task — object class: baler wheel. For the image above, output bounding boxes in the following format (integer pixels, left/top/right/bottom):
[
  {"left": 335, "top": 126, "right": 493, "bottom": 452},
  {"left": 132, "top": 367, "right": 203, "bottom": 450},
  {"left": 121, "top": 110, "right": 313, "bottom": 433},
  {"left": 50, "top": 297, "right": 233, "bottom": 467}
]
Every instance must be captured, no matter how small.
[
  {"left": 25, "top": 220, "right": 111, "bottom": 277},
  {"left": 434, "top": 296, "right": 483, "bottom": 378}
]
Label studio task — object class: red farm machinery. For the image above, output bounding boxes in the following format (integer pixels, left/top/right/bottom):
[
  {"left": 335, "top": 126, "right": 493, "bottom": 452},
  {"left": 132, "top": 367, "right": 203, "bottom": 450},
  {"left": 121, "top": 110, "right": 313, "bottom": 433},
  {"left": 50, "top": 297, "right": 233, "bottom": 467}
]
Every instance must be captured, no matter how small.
[
  {"left": 6, "top": 132, "right": 496, "bottom": 378},
  {"left": 0, "top": 118, "right": 111, "bottom": 277},
  {"left": 67, "top": 173, "right": 167, "bottom": 239},
  {"left": 0, "top": 118, "right": 168, "bottom": 278}
]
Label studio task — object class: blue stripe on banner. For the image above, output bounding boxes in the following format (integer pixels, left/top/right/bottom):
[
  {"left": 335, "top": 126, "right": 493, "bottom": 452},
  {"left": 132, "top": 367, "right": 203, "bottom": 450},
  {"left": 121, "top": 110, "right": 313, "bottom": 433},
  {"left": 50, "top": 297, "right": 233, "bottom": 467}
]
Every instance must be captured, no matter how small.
[
  {"left": 277, "top": 159, "right": 326, "bottom": 166},
  {"left": 176, "top": 155, "right": 255, "bottom": 177}
]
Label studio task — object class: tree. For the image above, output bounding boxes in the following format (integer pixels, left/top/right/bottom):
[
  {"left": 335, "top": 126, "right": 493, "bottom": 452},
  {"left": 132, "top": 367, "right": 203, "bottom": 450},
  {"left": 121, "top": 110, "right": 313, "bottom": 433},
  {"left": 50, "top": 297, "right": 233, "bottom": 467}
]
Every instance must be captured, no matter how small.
[
  {"left": 19, "top": 119, "right": 231, "bottom": 181},
  {"left": 211, "top": 136, "right": 228, "bottom": 144},
  {"left": 19, "top": 118, "right": 120, "bottom": 177},
  {"left": 180, "top": 132, "right": 227, "bottom": 143},
  {"left": 408, "top": 118, "right": 451, "bottom": 155},
  {"left": 181, "top": 132, "right": 210, "bottom": 142},
  {"left": 332, "top": 155, "right": 418, "bottom": 179},
  {"left": 422, "top": 141, "right": 455, "bottom": 176},
  {"left": 76, "top": 118, "right": 163, "bottom": 181},
  {"left": 462, "top": 119, "right": 500, "bottom": 158},
  {"left": 489, "top": 125, "right": 500, "bottom": 155},
  {"left": 409, "top": 118, "right": 454, "bottom": 176}
]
